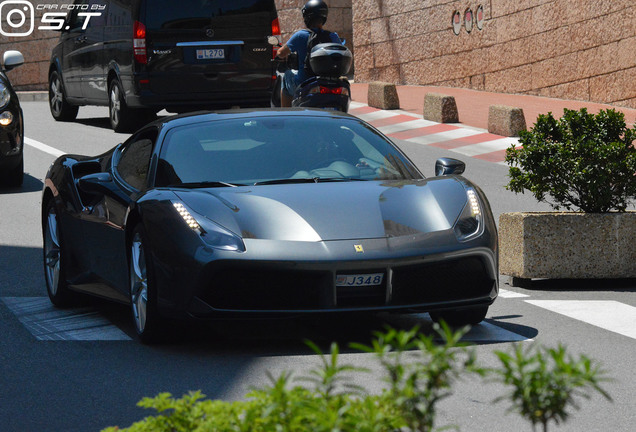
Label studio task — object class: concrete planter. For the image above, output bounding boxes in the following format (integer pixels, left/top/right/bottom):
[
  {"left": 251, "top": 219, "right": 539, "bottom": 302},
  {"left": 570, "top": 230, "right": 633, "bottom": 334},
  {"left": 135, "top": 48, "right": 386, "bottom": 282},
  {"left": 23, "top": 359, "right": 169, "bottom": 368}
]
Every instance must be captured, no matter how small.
[{"left": 499, "top": 212, "right": 636, "bottom": 286}]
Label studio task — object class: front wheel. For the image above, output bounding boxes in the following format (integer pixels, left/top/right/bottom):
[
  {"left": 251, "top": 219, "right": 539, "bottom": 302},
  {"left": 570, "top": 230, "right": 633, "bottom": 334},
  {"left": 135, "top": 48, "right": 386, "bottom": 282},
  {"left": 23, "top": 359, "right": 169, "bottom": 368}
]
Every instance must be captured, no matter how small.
[
  {"left": 429, "top": 306, "right": 489, "bottom": 327},
  {"left": 43, "top": 199, "right": 75, "bottom": 307},
  {"left": 129, "top": 225, "right": 164, "bottom": 343}
]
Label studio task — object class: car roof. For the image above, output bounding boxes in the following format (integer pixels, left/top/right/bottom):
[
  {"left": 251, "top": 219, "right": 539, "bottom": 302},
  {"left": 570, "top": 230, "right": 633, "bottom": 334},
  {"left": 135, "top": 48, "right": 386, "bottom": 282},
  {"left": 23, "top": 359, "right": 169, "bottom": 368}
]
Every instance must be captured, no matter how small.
[{"left": 150, "top": 108, "right": 357, "bottom": 130}]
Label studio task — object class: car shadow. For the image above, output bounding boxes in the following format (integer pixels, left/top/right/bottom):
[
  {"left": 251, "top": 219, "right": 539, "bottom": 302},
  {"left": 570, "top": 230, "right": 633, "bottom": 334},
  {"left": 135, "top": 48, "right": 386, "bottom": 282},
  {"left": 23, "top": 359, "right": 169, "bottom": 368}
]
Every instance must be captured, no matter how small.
[
  {"left": 0, "top": 173, "right": 44, "bottom": 194},
  {"left": 74, "top": 114, "right": 170, "bottom": 133},
  {"left": 505, "top": 276, "right": 636, "bottom": 293},
  {"left": 96, "top": 300, "right": 538, "bottom": 355}
]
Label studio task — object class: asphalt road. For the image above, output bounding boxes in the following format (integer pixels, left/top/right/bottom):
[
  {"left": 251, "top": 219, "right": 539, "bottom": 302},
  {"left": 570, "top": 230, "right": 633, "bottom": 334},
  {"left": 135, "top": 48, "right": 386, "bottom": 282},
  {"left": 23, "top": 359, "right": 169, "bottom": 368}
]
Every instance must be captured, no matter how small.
[{"left": 1, "top": 101, "right": 635, "bottom": 432}]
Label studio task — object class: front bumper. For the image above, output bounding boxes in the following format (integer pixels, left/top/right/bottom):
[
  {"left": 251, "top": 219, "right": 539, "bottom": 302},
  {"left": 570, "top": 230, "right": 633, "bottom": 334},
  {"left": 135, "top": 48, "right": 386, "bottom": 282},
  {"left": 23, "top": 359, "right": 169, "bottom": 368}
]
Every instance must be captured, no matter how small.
[{"left": 151, "top": 230, "right": 498, "bottom": 318}]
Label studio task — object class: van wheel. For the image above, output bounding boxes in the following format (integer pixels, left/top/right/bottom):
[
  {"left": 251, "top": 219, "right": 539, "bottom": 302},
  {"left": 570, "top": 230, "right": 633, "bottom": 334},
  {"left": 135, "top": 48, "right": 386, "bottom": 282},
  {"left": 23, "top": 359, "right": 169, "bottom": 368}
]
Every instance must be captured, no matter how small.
[
  {"left": 109, "top": 79, "right": 138, "bottom": 133},
  {"left": 49, "top": 70, "right": 79, "bottom": 121}
]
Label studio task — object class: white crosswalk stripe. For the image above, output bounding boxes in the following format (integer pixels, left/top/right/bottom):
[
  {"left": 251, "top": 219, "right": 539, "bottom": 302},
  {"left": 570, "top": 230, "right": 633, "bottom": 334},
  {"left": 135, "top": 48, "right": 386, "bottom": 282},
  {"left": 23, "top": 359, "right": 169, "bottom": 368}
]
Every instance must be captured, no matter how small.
[
  {"left": 407, "top": 127, "right": 484, "bottom": 145},
  {"left": 498, "top": 288, "right": 529, "bottom": 298},
  {"left": 526, "top": 300, "right": 636, "bottom": 340},
  {"left": 1, "top": 297, "right": 131, "bottom": 341},
  {"left": 451, "top": 137, "right": 519, "bottom": 157},
  {"left": 377, "top": 119, "right": 438, "bottom": 134},
  {"left": 355, "top": 110, "right": 401, "bottom": 122}
]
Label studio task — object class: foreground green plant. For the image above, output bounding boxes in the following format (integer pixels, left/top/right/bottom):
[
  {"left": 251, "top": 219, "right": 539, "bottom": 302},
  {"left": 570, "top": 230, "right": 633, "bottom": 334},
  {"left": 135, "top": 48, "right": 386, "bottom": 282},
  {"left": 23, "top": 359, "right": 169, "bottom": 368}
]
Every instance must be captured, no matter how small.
[
  {"left": 493, "top": 343, "right": 612, "bottom": 432},
  {"left": 352, "top": 323, "right": 481, "bottom": 432},
  {"left": 506, "top": 108, "right": 636, "bottom": 212},
  {"left": 103, "top": 326, "right": 612, "bottom": 432}
]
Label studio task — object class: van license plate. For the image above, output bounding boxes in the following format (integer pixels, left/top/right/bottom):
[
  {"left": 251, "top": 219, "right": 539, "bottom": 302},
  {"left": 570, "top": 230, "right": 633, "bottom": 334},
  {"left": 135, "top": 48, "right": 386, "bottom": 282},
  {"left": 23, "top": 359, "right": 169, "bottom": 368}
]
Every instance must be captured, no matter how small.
[
  {"left": 196, "top": 49, "right": 225, "bottom": 60},
  {"left": 336, "top": 273, "right": 384, "bottom": 287}
]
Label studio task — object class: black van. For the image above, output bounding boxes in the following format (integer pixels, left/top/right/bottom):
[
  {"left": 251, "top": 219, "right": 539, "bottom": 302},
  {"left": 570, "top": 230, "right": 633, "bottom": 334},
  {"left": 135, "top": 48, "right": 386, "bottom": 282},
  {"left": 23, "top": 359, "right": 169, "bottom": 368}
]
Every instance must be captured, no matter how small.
[{"left": 49, "top": 0, "right": 281, "bottom": 132}]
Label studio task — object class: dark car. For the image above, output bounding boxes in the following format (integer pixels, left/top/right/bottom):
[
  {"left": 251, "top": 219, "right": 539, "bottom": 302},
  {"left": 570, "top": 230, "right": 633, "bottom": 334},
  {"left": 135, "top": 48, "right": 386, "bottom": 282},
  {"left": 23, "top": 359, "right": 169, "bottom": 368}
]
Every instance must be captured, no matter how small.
[
  {"left": 0, "top": 50, "right": 25, "bottom": 187},
  {"left": 48, "top": 0, "right": 280, "bottom": 132},
  {"left": 42, "top": 109, "right": 498, "bottom": 343}
]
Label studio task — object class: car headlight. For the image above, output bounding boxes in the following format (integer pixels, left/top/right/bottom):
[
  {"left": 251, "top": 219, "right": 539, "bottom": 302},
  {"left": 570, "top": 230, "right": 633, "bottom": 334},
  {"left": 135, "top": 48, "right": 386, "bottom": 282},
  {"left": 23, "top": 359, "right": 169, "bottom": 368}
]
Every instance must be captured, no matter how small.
[
  {"left": 454, "top": 188, "right": 483, "bottom": 241},
  {"left": 0, "top": 111, "right": 14, "bottom": 126},
  {"left": 172, "top": 201, "right": 245, "bottom": 252},
  {"left": 0, "top": 83, "right": 10, "bottom": 109}
]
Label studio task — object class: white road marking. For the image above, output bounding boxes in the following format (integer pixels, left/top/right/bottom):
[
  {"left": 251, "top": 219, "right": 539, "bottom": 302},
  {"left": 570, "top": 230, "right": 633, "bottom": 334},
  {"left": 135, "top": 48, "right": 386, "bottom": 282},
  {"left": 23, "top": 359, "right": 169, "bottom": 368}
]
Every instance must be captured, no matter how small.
[
  {"left": 355, "top": 110, "right": 401, "bottom": 122},
  {"left": 349, "top": 101, "right": 366, "bottom": 109},
  {"left": 378, "top": 118, "right": 439, "bottom": 134},
  {"left": 24, "top": 137, "right": 65, "bottom": 158},
  {"left": 1, "top": 297, "right": 131, "bottom": 341},
  {"left": 408, "top": 127, "right": 484, "bottom": 145},
  {"left": 526, "top": 300, "right": 636, "bottom": 340},
  {"left": 452, "top": 137, "right": 520, "bottom": 157},
  {"left": 499, "top": 288, "right": 530, "bottom": 298}
]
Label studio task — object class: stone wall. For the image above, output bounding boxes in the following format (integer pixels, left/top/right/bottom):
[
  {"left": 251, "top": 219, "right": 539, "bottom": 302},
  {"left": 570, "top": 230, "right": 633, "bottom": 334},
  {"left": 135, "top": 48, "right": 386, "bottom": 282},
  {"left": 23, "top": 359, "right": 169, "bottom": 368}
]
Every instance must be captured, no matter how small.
[
  {"left": 0, "top": 0, "right": 353, "bottom": 91},
  {"left": 352, "top": 0, "right": 636, "bottom": 109}
]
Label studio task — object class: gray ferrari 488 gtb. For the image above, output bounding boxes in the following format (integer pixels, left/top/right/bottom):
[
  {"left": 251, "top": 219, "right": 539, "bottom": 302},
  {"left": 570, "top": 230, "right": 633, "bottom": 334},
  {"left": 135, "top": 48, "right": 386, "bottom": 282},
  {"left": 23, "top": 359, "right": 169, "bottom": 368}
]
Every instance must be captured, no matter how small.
[{"left": 42, "top": 108, "right": 498, "bottom": 342}]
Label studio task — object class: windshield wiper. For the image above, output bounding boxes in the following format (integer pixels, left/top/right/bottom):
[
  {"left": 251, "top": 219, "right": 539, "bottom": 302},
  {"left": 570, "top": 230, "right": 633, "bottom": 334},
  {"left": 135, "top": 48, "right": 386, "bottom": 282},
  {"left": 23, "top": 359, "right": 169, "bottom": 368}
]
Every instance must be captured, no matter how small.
[
  {"left": 172, "top": 181, "right": 245, "bottom": 188},
  {"left": 253, "top": 177, "right": 368, "bottom": 185}
]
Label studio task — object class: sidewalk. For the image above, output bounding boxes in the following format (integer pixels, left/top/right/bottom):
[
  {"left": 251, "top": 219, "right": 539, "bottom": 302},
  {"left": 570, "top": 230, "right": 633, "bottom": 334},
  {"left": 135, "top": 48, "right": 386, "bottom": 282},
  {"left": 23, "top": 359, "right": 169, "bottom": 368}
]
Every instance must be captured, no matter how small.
[
  {"left": 350, "top": 83, "right": 636, "bottom": 131},
  {"left": 349, "top": 83, "right": 636, "bottom": 164}
]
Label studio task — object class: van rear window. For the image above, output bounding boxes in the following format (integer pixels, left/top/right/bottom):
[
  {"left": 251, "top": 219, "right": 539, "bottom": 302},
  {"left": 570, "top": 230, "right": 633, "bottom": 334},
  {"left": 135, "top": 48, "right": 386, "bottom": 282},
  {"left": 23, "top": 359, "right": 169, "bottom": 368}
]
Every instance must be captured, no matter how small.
[{"left": 146, "top": 0, "right": 274, "bottom": 30}]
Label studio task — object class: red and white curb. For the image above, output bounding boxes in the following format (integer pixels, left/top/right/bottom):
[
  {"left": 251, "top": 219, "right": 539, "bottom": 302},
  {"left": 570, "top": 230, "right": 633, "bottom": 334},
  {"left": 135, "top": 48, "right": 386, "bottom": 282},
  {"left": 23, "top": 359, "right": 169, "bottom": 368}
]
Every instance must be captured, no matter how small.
[{"left": 349, "top": 101, "right": 520, "bottom": 165}]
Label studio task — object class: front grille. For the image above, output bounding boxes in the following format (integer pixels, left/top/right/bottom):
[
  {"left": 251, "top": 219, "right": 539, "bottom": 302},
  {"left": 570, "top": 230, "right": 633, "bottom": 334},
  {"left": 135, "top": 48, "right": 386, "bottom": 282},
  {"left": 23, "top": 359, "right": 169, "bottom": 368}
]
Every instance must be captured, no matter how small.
[
  {"left": 391, "top": 257, "right": 494, "bottom": 305},
  {"left": 201, "top": 266, "right": 332, "bottom": 311}
]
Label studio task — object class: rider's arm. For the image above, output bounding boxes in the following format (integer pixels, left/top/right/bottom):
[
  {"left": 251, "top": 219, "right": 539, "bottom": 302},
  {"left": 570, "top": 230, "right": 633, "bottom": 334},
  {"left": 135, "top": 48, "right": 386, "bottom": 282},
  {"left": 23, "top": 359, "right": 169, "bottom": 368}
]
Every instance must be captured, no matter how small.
[{"left": 277, "top": 43, "right": 291, "bottom": 59}]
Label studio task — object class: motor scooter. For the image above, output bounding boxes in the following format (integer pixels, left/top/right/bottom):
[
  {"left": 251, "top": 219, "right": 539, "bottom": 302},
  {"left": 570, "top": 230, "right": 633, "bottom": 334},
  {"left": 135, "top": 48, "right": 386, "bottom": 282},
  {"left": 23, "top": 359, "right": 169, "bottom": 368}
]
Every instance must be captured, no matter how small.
[{"left": 270, "top": 41, "right": 352, "bottom": 112}]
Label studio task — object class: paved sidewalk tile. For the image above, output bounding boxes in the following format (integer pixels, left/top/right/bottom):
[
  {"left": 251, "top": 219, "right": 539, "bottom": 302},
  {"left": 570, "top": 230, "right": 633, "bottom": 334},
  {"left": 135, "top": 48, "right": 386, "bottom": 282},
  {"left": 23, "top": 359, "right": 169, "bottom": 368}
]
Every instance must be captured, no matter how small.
[{"left": 349, "top": 103, "right": 519, "bottom": 164}]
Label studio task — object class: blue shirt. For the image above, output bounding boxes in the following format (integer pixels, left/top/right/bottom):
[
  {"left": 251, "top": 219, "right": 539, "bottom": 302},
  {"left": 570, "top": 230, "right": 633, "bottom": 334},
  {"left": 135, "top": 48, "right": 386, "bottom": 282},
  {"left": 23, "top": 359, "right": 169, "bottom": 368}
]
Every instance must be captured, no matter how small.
[{"left": 286, "top": 28, "right": 341, "bottom": 84}]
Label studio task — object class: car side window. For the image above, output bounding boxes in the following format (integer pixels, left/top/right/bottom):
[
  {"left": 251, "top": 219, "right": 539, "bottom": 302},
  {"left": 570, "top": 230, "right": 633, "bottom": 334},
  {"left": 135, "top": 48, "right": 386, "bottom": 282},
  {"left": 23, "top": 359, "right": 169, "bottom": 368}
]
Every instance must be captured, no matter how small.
[
  {"left": 117, "top": 130, "right": 158, "bottom": 190},
  {"left": 65, "top": 0, "right": 90, "bottom": 32}
]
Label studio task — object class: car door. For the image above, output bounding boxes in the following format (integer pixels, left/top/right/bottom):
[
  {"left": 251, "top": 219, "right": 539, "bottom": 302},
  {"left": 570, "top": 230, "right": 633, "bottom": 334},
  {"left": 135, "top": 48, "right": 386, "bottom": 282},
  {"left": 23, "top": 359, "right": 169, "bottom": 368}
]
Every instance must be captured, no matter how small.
[
  {"left": 58, "top": 0, "right": 91, "bottom": 99},
  {"left": 79, "top": 0, "right": 108, "bottom": 102},
  {"left": 82, "top": 128, "right": 158, "bottom": 296}
]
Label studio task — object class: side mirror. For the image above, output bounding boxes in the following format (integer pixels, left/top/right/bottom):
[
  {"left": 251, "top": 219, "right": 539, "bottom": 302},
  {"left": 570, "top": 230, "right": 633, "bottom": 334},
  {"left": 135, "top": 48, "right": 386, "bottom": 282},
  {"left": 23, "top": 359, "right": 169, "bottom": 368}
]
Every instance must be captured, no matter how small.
[
  {"left": 3, "top": 51, "right": 24, "bottom": 71},
  {"left": 77, "top": 172, "right": 114, "bottom": 196},
  {"left": 435, "top": 158, "right": 465, "bottom": 176}
]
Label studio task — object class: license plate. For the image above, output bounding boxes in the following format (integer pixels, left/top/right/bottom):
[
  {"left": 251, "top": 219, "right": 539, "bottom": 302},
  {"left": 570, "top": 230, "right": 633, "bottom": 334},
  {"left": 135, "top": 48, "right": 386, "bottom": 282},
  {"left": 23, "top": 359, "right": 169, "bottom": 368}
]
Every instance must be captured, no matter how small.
[
  {"left": 196, "top": 48, "right": 225, "bottom": 60},
  {"left": 336, "top": 273, "right": 384, "bottom": 287}
]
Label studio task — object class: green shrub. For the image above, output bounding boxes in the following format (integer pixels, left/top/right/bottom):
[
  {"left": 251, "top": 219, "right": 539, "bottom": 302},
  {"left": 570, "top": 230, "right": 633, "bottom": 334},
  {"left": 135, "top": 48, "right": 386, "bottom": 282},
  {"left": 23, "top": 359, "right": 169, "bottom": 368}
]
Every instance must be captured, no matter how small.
[
  {"left": 505, "top": 108, "right": 636, "bottom": 212},
  {"left": 103, "top": 326, "right": 611, "bottom": 432},
  {"left": 493, "top": 343, "right": 612, "bottom": 432}
]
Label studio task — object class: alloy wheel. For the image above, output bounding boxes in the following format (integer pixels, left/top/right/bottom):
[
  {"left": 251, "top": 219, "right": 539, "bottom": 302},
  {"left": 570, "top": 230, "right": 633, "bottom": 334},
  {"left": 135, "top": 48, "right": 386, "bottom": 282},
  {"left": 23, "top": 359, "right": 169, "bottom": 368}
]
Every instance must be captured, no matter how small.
[
  {"left": 44, "top": 207, "right": 61, "bottom": 295},
  {"left": 130, "top": 232, "right": 148, "bottom": 333},
  {"left": 49, "top": 75, "right": 64, "bottom": 117},
  {"left": 109, "top": 84, "right": 121, "bottom": 127}
]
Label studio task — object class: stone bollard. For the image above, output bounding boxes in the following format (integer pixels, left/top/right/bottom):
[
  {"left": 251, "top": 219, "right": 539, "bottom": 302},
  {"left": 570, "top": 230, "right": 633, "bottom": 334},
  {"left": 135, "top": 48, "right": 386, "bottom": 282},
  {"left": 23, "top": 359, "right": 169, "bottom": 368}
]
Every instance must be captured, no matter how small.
[
  {"left": 488, "top": 105, "right": 527, "bottom": 136},
  {"left": 367, "top": 82, "right": 400, "bottom": 110},
  {"left": 423, "top": 93, "right": 459, "bottom": 123}
]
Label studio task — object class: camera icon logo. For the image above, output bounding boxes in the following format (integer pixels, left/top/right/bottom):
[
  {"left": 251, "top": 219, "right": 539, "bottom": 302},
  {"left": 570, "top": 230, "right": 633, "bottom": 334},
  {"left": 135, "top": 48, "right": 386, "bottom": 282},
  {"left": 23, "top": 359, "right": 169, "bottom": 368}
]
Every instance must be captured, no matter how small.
[{"left": 0, "top": 0, "right": 35, "bottom": 37}]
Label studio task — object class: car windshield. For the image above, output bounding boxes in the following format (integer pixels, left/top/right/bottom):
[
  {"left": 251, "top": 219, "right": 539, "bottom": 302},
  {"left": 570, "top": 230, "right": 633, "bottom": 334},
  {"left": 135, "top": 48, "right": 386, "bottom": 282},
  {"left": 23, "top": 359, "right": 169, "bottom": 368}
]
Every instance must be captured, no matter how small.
[{"left": 155, "top": 115, "right": 422, "bottom": 187}]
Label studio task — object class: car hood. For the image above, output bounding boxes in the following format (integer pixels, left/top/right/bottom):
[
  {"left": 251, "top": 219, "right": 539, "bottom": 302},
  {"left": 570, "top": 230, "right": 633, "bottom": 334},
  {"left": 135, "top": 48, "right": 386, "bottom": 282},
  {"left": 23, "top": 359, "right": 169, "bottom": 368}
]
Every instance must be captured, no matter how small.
[{"left": 174, "top": 179, "right": 468, "bottom": 242}]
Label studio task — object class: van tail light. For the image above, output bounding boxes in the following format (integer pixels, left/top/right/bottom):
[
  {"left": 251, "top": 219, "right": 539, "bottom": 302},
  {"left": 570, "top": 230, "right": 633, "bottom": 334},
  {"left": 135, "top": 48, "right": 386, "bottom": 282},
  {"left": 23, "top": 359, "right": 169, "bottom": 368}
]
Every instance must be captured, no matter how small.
[
  {"left": 271, "top": 17, "right": 281, "bottom": 58},
  {"left": 308, "top": 86, "right": 349, "bottom": 96},
  {"left": 133, "top": 20, "right": 147, "bottom": 64}
]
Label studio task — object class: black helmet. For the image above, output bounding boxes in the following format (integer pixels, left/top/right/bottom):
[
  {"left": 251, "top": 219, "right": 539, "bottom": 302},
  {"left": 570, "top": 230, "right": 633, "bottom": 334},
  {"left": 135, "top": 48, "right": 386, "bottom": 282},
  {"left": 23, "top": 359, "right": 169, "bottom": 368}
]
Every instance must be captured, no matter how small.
[{"left": 302, "top": 0, "right": 328, "bottom": 27}]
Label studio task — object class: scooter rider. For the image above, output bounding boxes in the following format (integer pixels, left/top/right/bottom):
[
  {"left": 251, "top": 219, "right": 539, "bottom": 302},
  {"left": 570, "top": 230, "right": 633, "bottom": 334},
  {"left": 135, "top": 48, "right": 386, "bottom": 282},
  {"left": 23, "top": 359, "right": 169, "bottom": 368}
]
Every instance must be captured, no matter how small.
[{"left": 276, "top": 0, "right": 342, "bottom": 107}]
